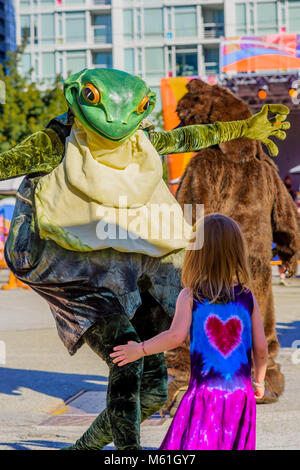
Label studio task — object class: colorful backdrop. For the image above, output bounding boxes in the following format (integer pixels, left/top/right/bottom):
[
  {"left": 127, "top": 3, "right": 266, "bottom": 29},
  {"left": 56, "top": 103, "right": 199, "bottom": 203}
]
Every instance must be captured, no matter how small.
[{"left": 221, "top": 34, "right": 300, "bottom": 73}]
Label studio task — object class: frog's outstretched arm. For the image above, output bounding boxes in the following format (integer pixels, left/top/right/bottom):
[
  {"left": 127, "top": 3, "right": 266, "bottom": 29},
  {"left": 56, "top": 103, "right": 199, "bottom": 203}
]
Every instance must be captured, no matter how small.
[
  {"left": 0, "top": 129, "right": 64, "bottom": 181},
  {"left": 151, "top": 104, "right": 290, "bottom": 157}
]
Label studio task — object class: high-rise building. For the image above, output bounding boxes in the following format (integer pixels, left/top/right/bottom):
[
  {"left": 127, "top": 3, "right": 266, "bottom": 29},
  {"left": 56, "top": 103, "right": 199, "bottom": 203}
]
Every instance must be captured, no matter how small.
[
  {"left": 0, "top": 0, "right": 16, "bottom": 66},
  {"left": 15, "top": 0, "right": 300, "bottom": 107},
  {"left": 15, "top": 0, "right": 225, "bottom": 107}
]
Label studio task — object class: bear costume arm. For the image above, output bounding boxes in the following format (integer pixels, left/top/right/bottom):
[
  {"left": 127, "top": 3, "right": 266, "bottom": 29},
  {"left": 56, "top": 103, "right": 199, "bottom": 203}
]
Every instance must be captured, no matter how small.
[{"left": 271, "top": 169, "right": 300, "bottom": 276}]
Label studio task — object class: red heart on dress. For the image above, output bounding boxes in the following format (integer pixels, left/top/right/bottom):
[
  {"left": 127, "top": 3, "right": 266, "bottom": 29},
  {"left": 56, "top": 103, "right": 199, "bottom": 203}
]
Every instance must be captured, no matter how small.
[{"left": 204, "top": 315, "right": 243, "bottom": 358}]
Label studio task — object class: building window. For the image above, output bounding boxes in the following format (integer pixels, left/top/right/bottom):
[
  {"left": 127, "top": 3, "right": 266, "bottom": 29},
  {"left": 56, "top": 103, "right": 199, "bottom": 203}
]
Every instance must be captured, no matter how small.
[
  {"left": 144, "top": 8, "right": 164, "bottom": 39},
  {"left": 66, "top": 50, "right": 86, "bottom": 74},
  {"left": 41, "top": 14, "right": 55, "bottom": 44},
  {"left": 235, "top": 2, "right": 247, "bottom": 35},
  {"left": 65, "top": 12, "right": 86, "bottom": 43},
  {"left": 64, "top": 0, "right": 86, "bottom": 4},
  {"left": 20, "top": 15, "right": 31, "bottom": 43},
  {"left": 21, "top": 53, "right": 31, "bottom": 75},
  {"left": 93, "top": 52, "right": 112, "bottom": 68},
  {"left": 92, "top": 14, "right": 112, "bottom": 44},
  {"left": 40, "top": 0, "right": 55, "bottom": 6},
  {"left": 257, "top": 2, "right": 278, "bottom": 34},
  {"left": 92, "top": 0, "right": 111, "bottom": 4},
  {"left": 42, "top": 51, "right": 56, "bottom": 78},
  {"left": 145, "top": 47, "right": 165, "bottom": 79},
  {"left": 204, "top": 47, "right": 219, "bottom": 74},
  {"left": 176, "top": 45, "right": 198, "bottom": 76},
  {"left": 123, "top": 9, "right": 134, "bottom": 40},
  {"left": 202, "top": 7, "right": 224, "bottom": 38},
  {"left": 288, "top": 0, "right": 300, "bottom": 32},
  {"left": 20, "top": 0, "right": 30, "bottom": 7},
  {"left": 124, "top": 48, "right": 135, "bottom": 74},
  {"left": 174, "top": 6, "right": 197, "bottom": 38}
]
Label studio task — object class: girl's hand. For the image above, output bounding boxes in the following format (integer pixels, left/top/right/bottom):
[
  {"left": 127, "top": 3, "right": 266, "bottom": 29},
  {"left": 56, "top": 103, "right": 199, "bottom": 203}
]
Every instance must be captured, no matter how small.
[
  {"left": 110, "top": 341, "right": 143, "bottom": 367},
  {"left": 252, "top": 381, "right": 265, "bottom": 399}
]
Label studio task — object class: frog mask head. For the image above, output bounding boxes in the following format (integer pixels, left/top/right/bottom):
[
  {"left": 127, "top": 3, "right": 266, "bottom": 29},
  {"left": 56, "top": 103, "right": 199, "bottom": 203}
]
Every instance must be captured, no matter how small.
[{"left": 64, "top": 68, "right": 156, "bottom": 142}]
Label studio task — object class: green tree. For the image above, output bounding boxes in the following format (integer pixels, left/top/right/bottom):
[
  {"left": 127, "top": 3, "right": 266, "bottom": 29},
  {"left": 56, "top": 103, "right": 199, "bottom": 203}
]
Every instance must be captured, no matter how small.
[{"left": 0, "top": 42, "right": 67, "bottom": 152}]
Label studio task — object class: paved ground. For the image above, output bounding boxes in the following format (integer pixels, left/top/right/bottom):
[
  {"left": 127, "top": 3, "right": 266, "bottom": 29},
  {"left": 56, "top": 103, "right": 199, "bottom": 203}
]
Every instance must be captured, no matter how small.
[{"left": 0, "top": 267, "right": 299, "bottom": 450}]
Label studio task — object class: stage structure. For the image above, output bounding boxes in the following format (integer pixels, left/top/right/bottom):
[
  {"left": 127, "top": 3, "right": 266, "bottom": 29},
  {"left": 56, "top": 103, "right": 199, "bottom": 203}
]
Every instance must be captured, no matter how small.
[{"left": 160, "top": 33, "right": 300, "bottom": 192}]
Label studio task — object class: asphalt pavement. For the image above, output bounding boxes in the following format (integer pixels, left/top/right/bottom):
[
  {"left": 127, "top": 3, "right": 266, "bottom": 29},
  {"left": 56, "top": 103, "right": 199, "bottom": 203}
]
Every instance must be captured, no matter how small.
[{"left": 0, "top": 267, "right": 299, "bottom": 450}]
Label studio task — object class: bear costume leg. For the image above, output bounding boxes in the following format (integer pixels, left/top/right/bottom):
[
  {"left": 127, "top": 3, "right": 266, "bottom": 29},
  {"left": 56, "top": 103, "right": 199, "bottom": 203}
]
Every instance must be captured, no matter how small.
[
  {"left": 63, "top": 307, "right": 168, "bottom": 450},
  {"left": 251, "top": 264, "right": 284, "bottom": 403}
]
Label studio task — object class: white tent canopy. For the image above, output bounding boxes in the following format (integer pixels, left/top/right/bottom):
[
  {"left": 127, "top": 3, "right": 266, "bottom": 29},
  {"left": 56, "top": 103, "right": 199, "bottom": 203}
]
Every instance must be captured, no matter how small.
[
  {"left": 290, "top": 165, "right": 300, "bottom": 174},
  {"left": 0, "top": 177, "right": 23, "bottom": 193}
]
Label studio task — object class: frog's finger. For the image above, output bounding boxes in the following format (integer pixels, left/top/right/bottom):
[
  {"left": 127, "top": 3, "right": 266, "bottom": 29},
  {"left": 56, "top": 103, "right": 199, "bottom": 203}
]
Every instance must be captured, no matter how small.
[
  {"left": 278, "top": 121, "right": 290, "bottom": 130},
  {"left": 271, "top": 120, "right": 290, "bottom": 130},
  {"left": 266, "top": 104, "right": 290, "bottom": 116},
  {"left": 263, "top": 138, "right": 279, "bottom": 157},
  {"left": 270, "top": 129, "right": 286, "bottom": 141},
  {"left": 258, "top": 104, "right": 269, "bottom": 116},
  {"left": 274, "top": 114, "right": 287, "bottom": 122}
]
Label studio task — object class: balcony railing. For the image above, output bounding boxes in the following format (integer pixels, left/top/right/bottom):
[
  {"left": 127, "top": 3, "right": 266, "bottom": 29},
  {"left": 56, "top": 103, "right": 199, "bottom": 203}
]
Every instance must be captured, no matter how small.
[
  {"left": 93, "top": 0, "right": 111, "bottom": 5},
  {"left": 203, "top": 23, "right": 224, "bottom": 39},
  {"left": 93, "top": 25, "right": 112, "bottom": 44}
]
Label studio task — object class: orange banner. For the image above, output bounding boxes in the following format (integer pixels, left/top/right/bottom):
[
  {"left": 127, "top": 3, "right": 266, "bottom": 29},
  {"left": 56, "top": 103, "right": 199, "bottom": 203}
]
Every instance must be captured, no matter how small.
[{"left": 160, "top": 76, "right": 217, "bottom": 193}]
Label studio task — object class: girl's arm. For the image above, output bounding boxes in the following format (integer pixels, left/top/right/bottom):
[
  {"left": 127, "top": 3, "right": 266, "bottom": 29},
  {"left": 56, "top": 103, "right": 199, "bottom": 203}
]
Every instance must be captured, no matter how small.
[
  {"left": 110, "top": 288, "right": 193, "bottom": 367},
  {"left": 251, "top": 295, "right": 268, "bottom": 398}
]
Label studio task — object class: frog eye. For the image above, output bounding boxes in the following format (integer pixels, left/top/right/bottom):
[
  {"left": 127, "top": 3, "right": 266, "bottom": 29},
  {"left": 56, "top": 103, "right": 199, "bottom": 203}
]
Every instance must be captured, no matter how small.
[
  {"left": 137, "top": 95, "right": 150, "bottom": 114},
  {"left": 83, "top": 83, "right": 101, "bottom": 104}
]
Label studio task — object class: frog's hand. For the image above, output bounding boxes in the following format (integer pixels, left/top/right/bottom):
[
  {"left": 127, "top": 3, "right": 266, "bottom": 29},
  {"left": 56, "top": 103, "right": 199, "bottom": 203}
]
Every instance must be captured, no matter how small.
[
  {"left": 0, "top": 129, "right": 64, "bottom": 181},
  {"left": 150, "top": 104, "right": 290, "bottom": 157},
  {"left": 242, "top": 104, "right": 290, "bottom": 156}
]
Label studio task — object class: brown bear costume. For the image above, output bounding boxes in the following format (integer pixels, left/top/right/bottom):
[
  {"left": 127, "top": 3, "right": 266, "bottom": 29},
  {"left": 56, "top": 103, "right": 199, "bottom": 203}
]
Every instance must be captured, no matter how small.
[{"left": 165, "top": 79, "right": 300, "bottom": 410}]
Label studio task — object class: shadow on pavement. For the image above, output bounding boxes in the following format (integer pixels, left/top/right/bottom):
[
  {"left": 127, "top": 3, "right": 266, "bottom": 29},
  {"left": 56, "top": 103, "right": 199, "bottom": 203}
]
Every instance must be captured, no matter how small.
[
  {"left": 276, "top": 321, "right": 300, "bottom": 348},
  {"left": 0, "top": 441, "right": 155, "bottom": 450},
  {"left": 0, "top": 440, "right": 71, "bottom": 450},
  {"left": 0, "top": 368, "right": 108, "bottom": 399}
]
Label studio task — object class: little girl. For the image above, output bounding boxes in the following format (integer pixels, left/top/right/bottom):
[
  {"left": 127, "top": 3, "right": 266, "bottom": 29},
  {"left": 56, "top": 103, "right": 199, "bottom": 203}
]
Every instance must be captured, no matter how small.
[{"left": 110, "top": 214, "right": 268, "bottom": 450}]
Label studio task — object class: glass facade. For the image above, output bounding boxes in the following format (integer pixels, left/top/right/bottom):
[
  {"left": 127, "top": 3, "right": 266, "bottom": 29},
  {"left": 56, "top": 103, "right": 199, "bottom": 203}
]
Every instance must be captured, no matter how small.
[
  {"left": 66, "top": 50, "right": 86, "bottom": 75},
  {"left": 93, "top": 14, "right": 112, "bottom": 44},
  {"left": 66, "top": 12, "right": 86, "bottom": 43},
  {"left": 257, "top": 2, "right": 278, "bottom": 34},
  {"left": 234, "top": 0, "right": 300, "bottom": 36},
  {"left": 16, "top": 1, "right": 227, "bottom": 103},
  {"left": 0, "top": 0, "right": 16, "bottom": 67},
  {"left": 288, "top": 0, "right": 300, "bottom": 32},
  {"left": 174, "top": 6, "right": 197, "bottom": 38},
  {"left": 176, "top": 46, "right": 198, "bottom": 77},
  {"left": 144, "top": 8, "right": 164, "bottom": 39},
  {"left": 93, "top": 51, "right": 112, "bottom": 68}
]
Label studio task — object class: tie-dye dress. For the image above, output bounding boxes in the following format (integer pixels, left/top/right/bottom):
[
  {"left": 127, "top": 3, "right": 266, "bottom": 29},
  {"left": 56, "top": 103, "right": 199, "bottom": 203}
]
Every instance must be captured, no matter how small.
[{"left": 160, "top": 286, "right": 256, "bottom": 450}]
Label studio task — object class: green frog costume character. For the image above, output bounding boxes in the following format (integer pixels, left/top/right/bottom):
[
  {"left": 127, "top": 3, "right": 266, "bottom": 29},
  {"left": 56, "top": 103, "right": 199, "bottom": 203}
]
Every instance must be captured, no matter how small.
[{"left": 0, "top": 68, "right": 290, "bottom": 450}]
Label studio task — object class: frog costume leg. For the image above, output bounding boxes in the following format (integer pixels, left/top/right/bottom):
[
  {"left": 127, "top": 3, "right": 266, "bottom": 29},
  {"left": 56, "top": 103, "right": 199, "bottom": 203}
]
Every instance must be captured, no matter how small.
[{"left": 65, "top": 309, "right": 168, "bottom": 450}]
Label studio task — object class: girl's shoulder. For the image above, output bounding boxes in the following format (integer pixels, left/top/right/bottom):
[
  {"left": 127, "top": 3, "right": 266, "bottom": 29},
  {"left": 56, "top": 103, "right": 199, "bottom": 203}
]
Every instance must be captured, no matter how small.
[
  {"left": 177, "top": 288, "right": 193, "bottom": 306},
  {"left": 234, "top": 285, "right": 254, "bottom": 316},
  {"left": 192, "top": 285, "right": 254, "bottom": 315}
]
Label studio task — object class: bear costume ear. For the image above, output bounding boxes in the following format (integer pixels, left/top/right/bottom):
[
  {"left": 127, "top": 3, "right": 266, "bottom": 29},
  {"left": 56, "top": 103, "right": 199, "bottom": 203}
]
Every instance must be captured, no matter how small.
[
  {"left": 177, "top": 78, "right": 252, "bottom": 126},
  {"left": 177, "top": 78, "right": 259, "bottom": 160}
]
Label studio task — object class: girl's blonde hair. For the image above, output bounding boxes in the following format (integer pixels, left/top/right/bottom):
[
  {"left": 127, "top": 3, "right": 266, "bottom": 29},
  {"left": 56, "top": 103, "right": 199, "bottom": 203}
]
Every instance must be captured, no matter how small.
[{"left": 182, "top": 213, "right": 251, "bottom": 303}]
